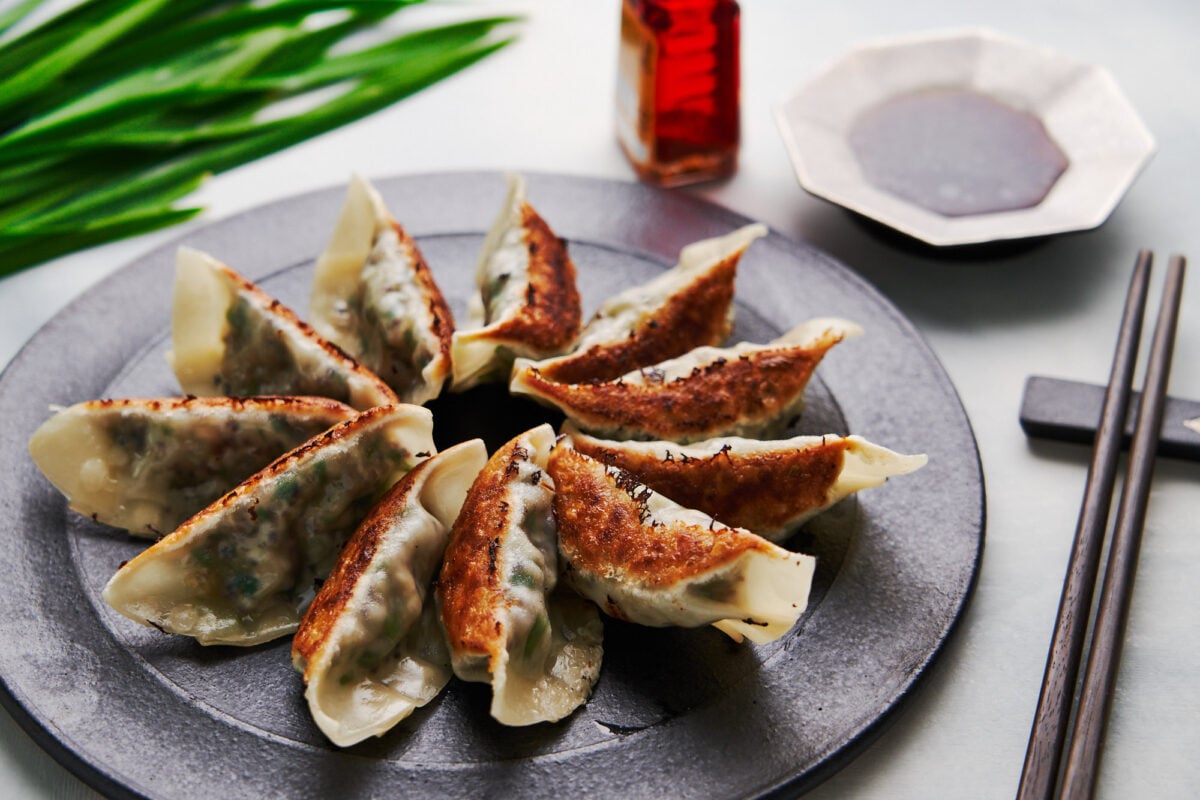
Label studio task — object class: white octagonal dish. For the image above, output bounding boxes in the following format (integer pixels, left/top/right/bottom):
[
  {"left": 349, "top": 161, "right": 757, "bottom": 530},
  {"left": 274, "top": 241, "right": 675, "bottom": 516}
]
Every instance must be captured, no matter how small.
[{"left": 776, "top": 28, "right": 1156, "bottom": 247}]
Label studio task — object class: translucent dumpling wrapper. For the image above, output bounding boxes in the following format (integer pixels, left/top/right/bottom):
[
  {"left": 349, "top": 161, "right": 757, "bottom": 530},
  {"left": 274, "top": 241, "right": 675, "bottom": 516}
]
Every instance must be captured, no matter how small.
[
  {"left": 564, "top": 427, "right": 927, "bottom": 542},
  {"left": 29, "top": 395, "right": 356, "bottom": 538},
  {"left": 170, "top": 246, "right": 398, "bottom": 411},
  {"left": 511, "top": 318, "right": 861, "bottom": 443},
  {"left": 436, "top": 424, "right": 603, "bottom": 726},
  {"left": 450, "top": 174, "right": 582, "bottom": 390},
  {"left": 292, "top": 439, "right": 487, "bottom": 747},
  {"left": 309, "top": 175, "right": 455, "bottom": 405},
  {"left": 529, "top": 223, "right": 767, "bottom": 384},
  {"left": 548, "top": 446, "right": 816, "bottom": 644},
  {"left": 102, "top": 404, "right": 436, "bottom": 646}
]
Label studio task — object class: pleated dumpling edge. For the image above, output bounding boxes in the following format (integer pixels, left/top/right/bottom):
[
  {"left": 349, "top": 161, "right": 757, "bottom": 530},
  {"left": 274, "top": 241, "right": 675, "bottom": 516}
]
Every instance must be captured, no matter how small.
[
  {"left": 309, "top": 175, "right": 455, "bottom": 406},
  {"left": 102, "top": 403, "right": 436, "bottom": 647},
  {"left": 511, "top": 317, "right": 862, "bottom": 442},
  {"left": 437, "top": 424, "right": 603, "bottom": 726},
  {"left": 169, "top": 246, "right": 398, "bottom": 411},
  {"left": 450, "top": 174, "right": 582, "bottom": 391},
  {"left": 293, "top": 438, "right": 487, "bottom": 747},
  {"left": 548, "top": 444, "right": 815, "bottom": 645}
]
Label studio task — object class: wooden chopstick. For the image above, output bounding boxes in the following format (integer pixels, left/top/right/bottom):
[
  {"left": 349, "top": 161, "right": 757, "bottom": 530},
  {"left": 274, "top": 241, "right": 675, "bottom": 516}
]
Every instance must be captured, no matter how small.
[
  {"left": 1058, "top": 254, "right": 1187, "bottom": 798},
  {"left": 1016, "top": 252, "right": 1188, "bottom": 800},
  {"left": 1016, "top": 251, "right": 1154, "bottom": 800}
]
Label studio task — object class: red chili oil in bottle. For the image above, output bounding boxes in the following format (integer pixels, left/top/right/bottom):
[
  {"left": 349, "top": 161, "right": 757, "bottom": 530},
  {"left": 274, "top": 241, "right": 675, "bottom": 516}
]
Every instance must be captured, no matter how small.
[{"left": 615, "top": 0, "right": 740, "bottom": 187}]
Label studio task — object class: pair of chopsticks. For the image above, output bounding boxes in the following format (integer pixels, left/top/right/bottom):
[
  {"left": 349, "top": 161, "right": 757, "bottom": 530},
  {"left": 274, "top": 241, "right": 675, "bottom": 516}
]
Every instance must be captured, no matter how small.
[{"left": 1016, "top": 251, "right": 1187, "bottom": 800}]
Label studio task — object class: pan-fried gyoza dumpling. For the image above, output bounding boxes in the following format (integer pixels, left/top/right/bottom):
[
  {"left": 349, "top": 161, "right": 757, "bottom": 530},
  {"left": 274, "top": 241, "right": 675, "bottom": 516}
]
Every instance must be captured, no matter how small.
[
  {"left": 449, "top": 174, "right": 582, "bottom": 390},
  {"left": 564, "top": 426, "right": 927, "bottom": 543},
  {"left": 293, "top": 439, "right": 487, "bottom": 747},
  {"left": 511, "top": 318, "right": 861, "bottom": 443},
  {"left": 436, "top": 424, "right": 602, "bottom": 726},
  {"left": 170, "top": 247, "right": 398, "bottom": 411},
  {"left": 102, "top": 404, "right": 435, "bottom": 646},
  {"left": 28, "top": 396, "right": 356, "bottom": 538},
  {"left": 548, "top": 446, "right": 815, "bottom": 644},
  {"left": 530, "top": 223, "right": 766, "bottom": 384},
  {"left": 309, "top": 175, "right": 455, "bottom": 405}
]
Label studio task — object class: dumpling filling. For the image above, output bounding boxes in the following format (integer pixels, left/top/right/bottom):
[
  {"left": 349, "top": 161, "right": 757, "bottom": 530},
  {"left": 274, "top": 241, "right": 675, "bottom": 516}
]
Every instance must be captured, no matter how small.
[
  {"left": 309, "top": 175, "right": 454, "bottom": 405},
  {"left": 293, "top": 439, "right": 487, "bottom": 746},
  {"left": 28, "top": 396, "right": 356, "bottom": 537},
  {"left": 102, "top": 404, "right": 436, "bottom": 646},
  {"left": 170, "top": 246, "right": 398, "bottom": 411}
]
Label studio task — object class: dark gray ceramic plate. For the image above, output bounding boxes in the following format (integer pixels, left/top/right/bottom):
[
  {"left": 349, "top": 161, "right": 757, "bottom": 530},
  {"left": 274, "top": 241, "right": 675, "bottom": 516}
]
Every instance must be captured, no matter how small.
[{"left": 0, "top": 172, "right": 984, "bottom": 799}]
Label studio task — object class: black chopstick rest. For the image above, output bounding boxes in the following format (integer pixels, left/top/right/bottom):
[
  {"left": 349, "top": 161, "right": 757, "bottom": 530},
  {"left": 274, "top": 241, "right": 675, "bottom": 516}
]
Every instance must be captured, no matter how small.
[{"left": 1019, "top": 375, "right": 1200, "bottom": 463}]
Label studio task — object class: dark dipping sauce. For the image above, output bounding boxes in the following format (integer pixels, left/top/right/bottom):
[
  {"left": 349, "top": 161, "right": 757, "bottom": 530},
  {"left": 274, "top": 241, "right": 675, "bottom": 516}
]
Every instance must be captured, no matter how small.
[{"left": 848, "top": 87, "right": 1068, "bottom": 217}]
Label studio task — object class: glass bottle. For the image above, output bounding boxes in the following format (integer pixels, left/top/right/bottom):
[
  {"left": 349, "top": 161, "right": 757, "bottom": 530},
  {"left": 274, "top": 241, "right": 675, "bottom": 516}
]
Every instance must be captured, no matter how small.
[{"left": 615, "top": 0, "right": 741, "bottom": 187}]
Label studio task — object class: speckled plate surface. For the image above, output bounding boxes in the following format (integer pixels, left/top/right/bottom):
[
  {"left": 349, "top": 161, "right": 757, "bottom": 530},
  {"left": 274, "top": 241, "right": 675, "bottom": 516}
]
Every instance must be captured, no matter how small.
[{"left": 0, "top": 172, "right": 984, "bottom": 799}]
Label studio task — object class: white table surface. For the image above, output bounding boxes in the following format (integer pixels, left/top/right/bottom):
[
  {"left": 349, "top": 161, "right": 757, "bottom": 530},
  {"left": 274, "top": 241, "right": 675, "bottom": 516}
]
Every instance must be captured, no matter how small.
[{"left": 2, "top": 1, "right": 1198, "bottom": 798}]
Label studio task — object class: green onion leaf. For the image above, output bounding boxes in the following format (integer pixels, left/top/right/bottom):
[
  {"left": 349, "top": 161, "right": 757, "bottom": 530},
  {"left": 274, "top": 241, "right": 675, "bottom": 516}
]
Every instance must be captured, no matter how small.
[
  {"left": 0, "top": 1, "right": 521, "bottom": 277},
  {"left": 0, "top": 0, "right": 45, "bottom": 38},
  {"left": 0, "top": 0, "right": 175, "bottom": 116},
  {"left": 0, "top": 205, "right": 203, "bottom": 274}
]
